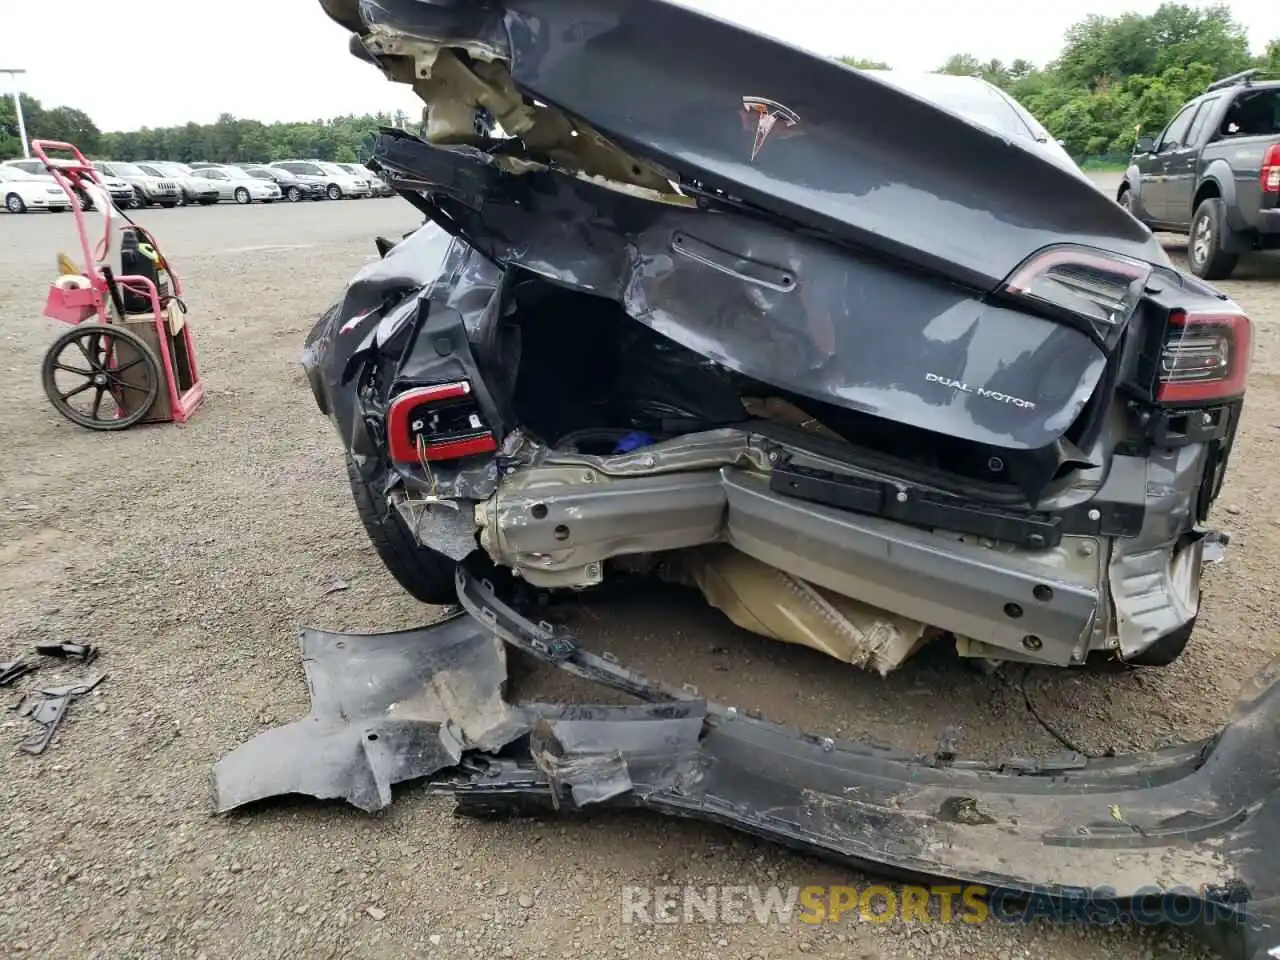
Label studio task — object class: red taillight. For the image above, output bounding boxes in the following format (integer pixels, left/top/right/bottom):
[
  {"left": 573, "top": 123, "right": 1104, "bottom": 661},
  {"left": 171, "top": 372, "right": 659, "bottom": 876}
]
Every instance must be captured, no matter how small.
[
  {"left": 1156, "top": 309, "right": 1252, "bottom": 403},
  {"left": 1004, "top": 244, "right": 1153, "bottom": 337},
  {"left": 386, "top": 381, "right": 498, "bottom": 464},
  {"left": 1262, "top": 144, "right": 1280, "bottom": 194}
]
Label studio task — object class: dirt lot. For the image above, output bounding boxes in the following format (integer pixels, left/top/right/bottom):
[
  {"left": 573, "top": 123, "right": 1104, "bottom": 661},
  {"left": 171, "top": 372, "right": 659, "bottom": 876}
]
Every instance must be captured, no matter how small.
[{"left": 1, "top": 190, "right": 1279, "bottom": 960}]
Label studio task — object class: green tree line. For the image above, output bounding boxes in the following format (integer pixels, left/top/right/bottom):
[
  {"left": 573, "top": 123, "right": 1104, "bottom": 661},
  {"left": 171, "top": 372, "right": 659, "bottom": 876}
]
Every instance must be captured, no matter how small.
[
  {"left": 1, "top": 101, "right": 415, "bottom": 164},
  {"left": 2, "top": 3, "right": 1278, "bottom": 164}
]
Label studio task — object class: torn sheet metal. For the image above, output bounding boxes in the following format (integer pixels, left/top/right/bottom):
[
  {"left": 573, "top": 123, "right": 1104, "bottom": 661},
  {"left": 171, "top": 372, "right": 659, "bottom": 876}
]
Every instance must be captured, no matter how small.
[
  {"left": 214, "top": 569, "right": 1280, "bottom": 960},
  {"left": 212, "top": 616, "right": 526, "bottom": 813}
]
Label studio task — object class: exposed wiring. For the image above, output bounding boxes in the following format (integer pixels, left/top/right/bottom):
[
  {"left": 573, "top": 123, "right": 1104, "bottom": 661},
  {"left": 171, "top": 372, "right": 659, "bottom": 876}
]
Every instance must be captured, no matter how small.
[{"left": 1011, "top": 664, "right": 1113, "bottom": 759}]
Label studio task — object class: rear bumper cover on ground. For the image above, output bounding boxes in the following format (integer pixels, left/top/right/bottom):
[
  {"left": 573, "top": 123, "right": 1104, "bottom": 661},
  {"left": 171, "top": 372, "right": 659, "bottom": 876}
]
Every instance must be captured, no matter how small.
[{"left": 214, "top": 569, "right": 1280, "bottom": 960}]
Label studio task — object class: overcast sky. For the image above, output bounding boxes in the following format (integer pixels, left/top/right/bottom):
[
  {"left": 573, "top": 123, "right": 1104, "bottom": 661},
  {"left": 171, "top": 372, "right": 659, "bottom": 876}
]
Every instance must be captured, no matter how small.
[{"left": 3, "top": 0, "right": 1278, "bottom": 132}]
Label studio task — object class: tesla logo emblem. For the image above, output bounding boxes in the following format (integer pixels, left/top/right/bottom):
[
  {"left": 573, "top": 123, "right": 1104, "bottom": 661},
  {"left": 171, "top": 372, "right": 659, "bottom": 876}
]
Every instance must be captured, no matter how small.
[{"left": 741, "top": 97, "right": 800, "bottom": 162}]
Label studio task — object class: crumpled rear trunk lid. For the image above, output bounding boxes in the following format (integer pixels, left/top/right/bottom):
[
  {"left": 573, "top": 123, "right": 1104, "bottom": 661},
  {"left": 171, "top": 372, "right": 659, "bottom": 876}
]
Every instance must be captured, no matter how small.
[
  {"left": 321, "top": 0, "right": 1178, "bottom": 492},
  {"left": 322, "top": 0, "right": 1167, "bottom": 289}
]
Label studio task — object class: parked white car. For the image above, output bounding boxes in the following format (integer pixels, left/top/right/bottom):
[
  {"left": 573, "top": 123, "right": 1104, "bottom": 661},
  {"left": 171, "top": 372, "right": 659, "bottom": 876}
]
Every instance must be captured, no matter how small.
[
  {"left": 269, "top": 160, "right": 371, "bottom": 199},
  {"left": 0, "top": 166, "right": 72, "bottom": 213},
  {"left": 191, "top": 165, "right": 283, "bottom": 204},
  {"left": 2, "top": 157, "right": 137, "bottom": 209}
]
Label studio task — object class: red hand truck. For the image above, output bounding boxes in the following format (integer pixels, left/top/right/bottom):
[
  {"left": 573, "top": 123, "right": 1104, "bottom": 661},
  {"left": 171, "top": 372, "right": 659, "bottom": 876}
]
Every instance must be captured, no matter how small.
[{"left": 33, "top": 139, "right": 204, "bottom": 430}]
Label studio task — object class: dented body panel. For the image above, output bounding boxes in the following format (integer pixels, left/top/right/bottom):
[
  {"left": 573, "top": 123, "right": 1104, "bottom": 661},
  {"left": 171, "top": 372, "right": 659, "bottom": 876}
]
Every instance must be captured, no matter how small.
[
  {"left": 303, "top": 0, "right": 1248, "bottom": 666},
  {"left": 280, "top": 2, "right": 1270, "bottom": 954}
]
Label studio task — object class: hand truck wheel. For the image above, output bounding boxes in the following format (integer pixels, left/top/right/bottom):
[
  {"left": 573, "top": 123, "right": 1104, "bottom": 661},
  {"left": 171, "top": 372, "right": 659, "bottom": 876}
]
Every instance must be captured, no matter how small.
[{"left": 41, "top": 324, "right": 162, "bottom": 431}]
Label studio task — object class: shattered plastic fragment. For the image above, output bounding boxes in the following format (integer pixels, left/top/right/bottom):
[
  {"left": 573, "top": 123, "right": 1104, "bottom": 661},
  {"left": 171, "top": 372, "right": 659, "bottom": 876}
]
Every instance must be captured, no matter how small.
[
  {"left": 214, "top": 564, "right": 1280, "bottom": 960},
  {"left": 212, "top": 616, "right": 526, "bottom": 813}
]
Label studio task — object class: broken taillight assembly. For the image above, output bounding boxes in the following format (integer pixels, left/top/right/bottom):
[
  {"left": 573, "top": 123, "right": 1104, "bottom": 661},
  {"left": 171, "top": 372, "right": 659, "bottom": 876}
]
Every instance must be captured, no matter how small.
[
  {"left": 1004, "top": 244, "right": 1153, "bottom": 340},
  {"left": 1156, "top": 309, "right": 1252, "bottom": 403},
  {"left": 385, "top": 381, "right": 497, "bottom": 464},
  {"left": 1262, "top": 144, "right": 1280, "bottom": 194}
]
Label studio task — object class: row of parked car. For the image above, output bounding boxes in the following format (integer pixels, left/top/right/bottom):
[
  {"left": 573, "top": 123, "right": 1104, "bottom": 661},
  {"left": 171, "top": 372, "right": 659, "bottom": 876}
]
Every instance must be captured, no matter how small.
[{"left": 0, "top": 157, "right": 395, "bottom": 213}]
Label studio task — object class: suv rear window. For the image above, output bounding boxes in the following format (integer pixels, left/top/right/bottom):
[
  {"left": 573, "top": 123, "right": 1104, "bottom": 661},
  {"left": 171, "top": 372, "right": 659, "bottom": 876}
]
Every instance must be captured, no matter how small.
[{"left": 1220, "top": 89, "right": 1280, "bottom": 138}]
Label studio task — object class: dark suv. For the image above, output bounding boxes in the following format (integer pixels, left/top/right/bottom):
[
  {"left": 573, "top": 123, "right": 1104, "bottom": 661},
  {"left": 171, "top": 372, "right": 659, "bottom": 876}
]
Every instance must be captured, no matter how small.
[{"left": 1119, "top": 69, "right": 1280, "bottom": 280}]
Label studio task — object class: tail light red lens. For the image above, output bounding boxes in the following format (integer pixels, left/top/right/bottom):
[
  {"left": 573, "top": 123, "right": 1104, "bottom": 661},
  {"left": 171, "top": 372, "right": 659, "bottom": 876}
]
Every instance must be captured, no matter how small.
[
  {"left": 1004, "top": 244, "right": 1153, "bottom": 339},
  {"left": 1157, "top": 309, "right": 1252, "bottom": 403},
  {"left": 1262, "top": 144, "right": 1280, "bottom": 194},
  {"left": 386, "top": 381, "right": 498, "bottom": 464}
]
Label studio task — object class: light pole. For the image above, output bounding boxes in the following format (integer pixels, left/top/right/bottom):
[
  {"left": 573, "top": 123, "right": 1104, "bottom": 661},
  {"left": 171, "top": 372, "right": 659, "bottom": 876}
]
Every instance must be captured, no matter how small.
[{"left": 1, "top": 68, "right": 29, "bottom": 158}]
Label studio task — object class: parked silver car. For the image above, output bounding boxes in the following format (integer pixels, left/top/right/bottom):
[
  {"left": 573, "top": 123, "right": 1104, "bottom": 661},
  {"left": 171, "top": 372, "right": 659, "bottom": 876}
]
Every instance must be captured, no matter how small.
[
  {"left": 138, "top": 161, "right": 220, "bottom": 206},
  {"left": 92, "top": 161, "right": 182, "bottom": 208},
  {"left": 270, "top": 160, "right": 370, "bottom": 199},
  {"left": 191, "top": 165, "right": 282, "bottom": 204},
  {"left": 336, "top": 162, "right": 394, "bottom": 196}
]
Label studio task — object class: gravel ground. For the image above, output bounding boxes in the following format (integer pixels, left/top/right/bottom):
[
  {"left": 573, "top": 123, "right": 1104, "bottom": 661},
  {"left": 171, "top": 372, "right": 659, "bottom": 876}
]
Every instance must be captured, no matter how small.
[{"left": 1, "top": 188, "right": 1279, "bottom": 960}]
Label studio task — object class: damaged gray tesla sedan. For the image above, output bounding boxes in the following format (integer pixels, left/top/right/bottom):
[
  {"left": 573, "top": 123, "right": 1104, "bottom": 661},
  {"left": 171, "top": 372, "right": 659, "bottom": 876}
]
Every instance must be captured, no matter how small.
[
  {"left": 301, "top": 0, "right": 1250, "bottom": 674},
  {"left": 213, "top": 3, "right": 1280, "bottom": 958}
]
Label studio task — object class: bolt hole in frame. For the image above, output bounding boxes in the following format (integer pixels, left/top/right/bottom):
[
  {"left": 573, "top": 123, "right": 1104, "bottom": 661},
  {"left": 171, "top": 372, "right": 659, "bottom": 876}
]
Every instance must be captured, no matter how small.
[{"left": 31, "top": 139, "right": 205, "bottom": 431}]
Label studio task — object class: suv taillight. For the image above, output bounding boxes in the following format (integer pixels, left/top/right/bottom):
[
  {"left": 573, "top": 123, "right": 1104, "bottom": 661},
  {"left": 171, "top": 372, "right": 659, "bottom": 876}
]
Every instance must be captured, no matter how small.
[
  {"left": 1263, "top": 144, "right": 1280, "bottom": 194},
  {"left": 1157, "top": 309, "right": 1252, "bottom": 403},
  {"left": 1004, "top": 244, "right": 1153, "bottom": 341},
  {"left": 386, "top": 381, "right": 497, "bottom": 464}
]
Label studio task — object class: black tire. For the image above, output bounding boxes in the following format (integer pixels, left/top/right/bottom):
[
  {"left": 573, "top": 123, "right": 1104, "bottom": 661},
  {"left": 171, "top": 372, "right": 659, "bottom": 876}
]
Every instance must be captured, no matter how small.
[
  {"left": 1125, "top": 620, "right": 1194, "bottom": 668},
  {"left": 286, "top": 186, "right": 302, "bottom": 202},
  {"left": 1187, "top": 199, "right": 1239, "bottom": 281},
  {"left": 234, "top": 187, "right": 251, "bottom": 205},
  {"left": 160, "top": 201, "right": 178, "bottom": 208},
  {"left": 41, "top": 324, "right": 161, "bottom": 431},
  {"left": 1117, "top": 187, "right": 1138, "bottom": 219},
  {"left": 344, "top": 453, "right": 459, "bottom": 604},
  {"left": 199, "top": 198, "right": 217, "bottom": 205},
  {"left": 4, "top": 192, "right": 25, "bottom": 214},
  {"left": 326, "top": 183, "right": 342, "bottom": 201}
]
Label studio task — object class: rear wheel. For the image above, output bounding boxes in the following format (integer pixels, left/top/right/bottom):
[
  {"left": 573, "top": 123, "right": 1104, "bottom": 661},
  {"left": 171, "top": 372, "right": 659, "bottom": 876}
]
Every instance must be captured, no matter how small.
[
  {"left": 344, "top": 452, "right": 460, "bottom": 604},
  {"left": 4, "top": 192, "right": 25, "bottom": 214},
  {"left": 1125, "top": 621, "right": 1194, "bottom": 667},
  {"left": 1188, "top": 199, "right": 1239, "bottom": 281},
  {"left": 326, "top": 183, "right": 342, "bottom": 201},
  {"left": 41, "top": 324, "right": 161, "bottom": 431},
  {"left": 1118, "top": 187, "right": 1138, "bottom": 220},
  {"left": 286, "top": 186, "right": 302, "bottom": 202}
]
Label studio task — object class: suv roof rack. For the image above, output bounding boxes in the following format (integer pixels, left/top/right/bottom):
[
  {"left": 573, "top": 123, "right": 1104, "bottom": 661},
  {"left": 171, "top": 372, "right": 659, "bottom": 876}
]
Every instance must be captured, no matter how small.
[{"left": 1206, "top": 68, "right": 1261, "bottom": 93}]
